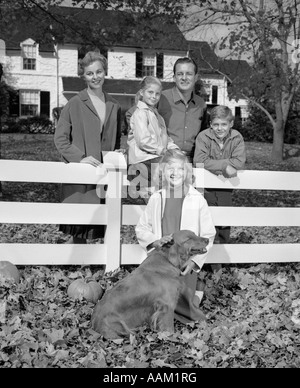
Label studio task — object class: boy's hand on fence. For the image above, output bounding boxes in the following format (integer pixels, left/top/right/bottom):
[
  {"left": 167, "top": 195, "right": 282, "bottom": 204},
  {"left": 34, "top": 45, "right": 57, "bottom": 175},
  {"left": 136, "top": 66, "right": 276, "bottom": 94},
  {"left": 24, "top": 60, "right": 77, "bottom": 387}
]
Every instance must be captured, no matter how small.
[
  {"left": 223, "top": 165, "right": 237, "bottom": 178},
  {"left": 80, "top": 156, "right": 102, "bottom": 167}
]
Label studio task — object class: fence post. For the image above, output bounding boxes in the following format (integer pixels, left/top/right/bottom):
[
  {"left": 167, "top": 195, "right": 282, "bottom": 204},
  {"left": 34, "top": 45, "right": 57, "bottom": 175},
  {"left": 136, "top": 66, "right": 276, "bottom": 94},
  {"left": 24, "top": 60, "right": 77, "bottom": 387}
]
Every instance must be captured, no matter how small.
[{"left": 104, "top": 170, "right": 123, "bottom": 273}]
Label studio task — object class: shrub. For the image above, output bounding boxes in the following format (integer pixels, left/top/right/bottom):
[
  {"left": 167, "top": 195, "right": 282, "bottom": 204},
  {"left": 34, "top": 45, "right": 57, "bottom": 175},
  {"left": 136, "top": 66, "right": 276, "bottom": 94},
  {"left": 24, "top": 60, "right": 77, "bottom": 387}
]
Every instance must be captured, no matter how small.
[
  {"left": 239, "top": 106, "right": 300, "bottom": 144},
  {"left": 284, "top": 116, "right": 300, "bottom": 144},
  {"left": 1, "top": 116, "right": 55, "bottom": 134},
  {"left": 239, "top": 120, "right": 273, "bottom": 143},
  {"left": 1, "top": 117, "right": 21, "bottom": 133}
]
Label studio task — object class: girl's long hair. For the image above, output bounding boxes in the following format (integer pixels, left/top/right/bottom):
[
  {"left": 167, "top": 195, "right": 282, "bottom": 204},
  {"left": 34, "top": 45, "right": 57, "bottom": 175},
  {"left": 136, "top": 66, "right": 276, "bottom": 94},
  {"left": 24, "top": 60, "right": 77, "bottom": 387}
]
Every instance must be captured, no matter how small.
[{"left": 135, "top": 76, "right": 162, "bottom": 103}]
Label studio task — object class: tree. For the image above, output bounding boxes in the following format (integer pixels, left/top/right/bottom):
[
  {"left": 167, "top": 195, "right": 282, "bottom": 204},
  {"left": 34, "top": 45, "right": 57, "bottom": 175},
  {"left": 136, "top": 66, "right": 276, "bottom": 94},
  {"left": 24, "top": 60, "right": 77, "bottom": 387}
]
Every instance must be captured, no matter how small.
[
  {"left": 181, "top": 0, "right": 300, "bottom": 161},
  {"left": 0, "top": 62, "right": 3, "bottom": 197}
]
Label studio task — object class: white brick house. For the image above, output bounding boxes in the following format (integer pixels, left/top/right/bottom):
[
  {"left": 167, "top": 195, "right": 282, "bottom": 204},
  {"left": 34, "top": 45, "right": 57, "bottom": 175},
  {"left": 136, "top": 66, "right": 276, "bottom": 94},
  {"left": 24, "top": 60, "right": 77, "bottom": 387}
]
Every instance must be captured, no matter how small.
[{"left": 2, "top": 38, "right": 78, "bottom": 119}]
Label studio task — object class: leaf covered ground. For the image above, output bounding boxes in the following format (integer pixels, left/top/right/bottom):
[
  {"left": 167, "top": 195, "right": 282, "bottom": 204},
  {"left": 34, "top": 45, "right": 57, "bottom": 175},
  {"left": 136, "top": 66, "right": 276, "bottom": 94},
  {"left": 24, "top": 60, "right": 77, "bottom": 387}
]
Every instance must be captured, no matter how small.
[
  {"left": 0, "top": 134, "right": 300, "bottom": 368},
  {"left": 1, "top": 263, "right": 300, "bottom": 368}
]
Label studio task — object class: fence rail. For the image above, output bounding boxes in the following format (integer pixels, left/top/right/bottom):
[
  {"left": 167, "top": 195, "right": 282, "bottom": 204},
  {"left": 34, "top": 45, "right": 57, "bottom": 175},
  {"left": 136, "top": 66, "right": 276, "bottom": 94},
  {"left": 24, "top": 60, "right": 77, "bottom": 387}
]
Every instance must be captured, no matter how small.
[{"left": 0, "top": 159, "right": 299, "bottom": 272}]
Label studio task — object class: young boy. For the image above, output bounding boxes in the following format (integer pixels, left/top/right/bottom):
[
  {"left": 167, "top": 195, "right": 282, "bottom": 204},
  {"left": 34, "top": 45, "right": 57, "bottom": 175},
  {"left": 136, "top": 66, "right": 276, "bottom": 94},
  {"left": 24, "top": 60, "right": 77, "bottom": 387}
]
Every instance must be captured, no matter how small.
[{"left": 193, "top": 105, "right": 246, "bottom": 269}]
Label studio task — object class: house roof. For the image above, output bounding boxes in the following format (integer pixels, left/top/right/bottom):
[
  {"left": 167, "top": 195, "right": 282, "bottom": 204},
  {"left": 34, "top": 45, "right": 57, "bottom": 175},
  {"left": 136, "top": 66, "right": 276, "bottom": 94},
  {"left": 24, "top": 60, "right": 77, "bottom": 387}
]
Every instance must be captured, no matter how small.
[
  {"left": 188, "top": 40, "right": 252, "bottom": 80},
  {"left": 0, "top": 12, "right": 55, "bottom": 52},
  {"left": 52, "top": 7, "right": 188, "bottom": 51},
  {"left": 62, "top": 77, "right": 174, "bottom": 95},
  {"left": 1, "top": 6, "right": 188, "bottom": 52},
  {"left": 187, "top": 40, "right": 219, "bottom": 71},
  {"left": 218, "top": 59, "right": 252, "bottom": 81}
]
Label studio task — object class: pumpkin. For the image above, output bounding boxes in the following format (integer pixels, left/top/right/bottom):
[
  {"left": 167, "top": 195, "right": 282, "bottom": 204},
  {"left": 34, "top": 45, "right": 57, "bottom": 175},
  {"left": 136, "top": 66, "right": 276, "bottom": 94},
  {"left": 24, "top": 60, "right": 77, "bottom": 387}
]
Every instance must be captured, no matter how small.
[
  {"left": 0, "top": 261, "right": 20, "bottom": 284},
  {"left": 67, "top": 279, "right": 103, "bottom": 303}
]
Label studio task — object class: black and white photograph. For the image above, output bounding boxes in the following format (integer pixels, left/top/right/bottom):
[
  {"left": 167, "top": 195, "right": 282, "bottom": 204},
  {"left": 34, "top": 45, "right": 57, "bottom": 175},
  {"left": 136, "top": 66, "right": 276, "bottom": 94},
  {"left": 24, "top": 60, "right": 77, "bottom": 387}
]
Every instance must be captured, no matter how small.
[{"left": 0, "top": 0, "right": 300, "bottom": 369}]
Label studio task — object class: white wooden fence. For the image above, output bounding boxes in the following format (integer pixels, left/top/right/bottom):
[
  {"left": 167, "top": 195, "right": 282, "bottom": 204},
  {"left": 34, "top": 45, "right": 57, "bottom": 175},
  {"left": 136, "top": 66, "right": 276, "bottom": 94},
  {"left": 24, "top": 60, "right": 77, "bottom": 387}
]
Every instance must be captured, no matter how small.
[{"left": 0, "top": 159, "right": 299, "bottom": 272}]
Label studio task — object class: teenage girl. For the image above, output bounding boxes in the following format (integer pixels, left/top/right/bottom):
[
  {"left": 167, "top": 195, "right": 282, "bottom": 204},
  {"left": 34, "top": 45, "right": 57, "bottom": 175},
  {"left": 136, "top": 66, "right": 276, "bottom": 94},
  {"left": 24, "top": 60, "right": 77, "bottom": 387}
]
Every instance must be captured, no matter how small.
[{"left": 127, "top": 76, "right": 178, "bottom": 202}]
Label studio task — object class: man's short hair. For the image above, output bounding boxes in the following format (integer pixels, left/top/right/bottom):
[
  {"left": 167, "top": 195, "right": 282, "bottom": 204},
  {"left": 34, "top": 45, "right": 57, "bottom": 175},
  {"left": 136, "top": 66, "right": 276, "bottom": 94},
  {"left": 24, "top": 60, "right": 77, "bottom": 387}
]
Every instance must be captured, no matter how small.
[{"left": 173, "top": 57, "right": 198, "bottom": 75}]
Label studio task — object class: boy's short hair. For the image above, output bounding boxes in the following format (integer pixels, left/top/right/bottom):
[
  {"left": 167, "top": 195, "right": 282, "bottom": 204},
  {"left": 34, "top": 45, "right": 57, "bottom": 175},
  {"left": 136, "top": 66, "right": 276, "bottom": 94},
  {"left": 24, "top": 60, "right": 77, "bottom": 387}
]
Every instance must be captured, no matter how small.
[
  {"left": 173, "top": 57, "right": 198, "bottom": 75},
  {"left": 210, "top": 105, "right": 234, "bottom": 122}
]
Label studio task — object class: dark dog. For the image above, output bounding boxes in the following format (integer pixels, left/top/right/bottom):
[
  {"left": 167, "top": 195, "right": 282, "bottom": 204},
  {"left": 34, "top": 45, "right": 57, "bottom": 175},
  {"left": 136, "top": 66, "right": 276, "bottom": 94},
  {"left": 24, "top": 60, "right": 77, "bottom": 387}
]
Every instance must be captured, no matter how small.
[{"left": 91, "top": 230, "right": 209, "bottom": 339}]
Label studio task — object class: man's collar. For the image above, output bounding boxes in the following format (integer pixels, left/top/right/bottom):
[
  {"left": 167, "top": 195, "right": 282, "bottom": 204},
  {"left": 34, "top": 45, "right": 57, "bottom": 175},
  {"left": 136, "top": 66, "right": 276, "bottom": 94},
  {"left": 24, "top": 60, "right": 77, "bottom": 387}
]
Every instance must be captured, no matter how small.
[{"left": 172, "top": 86, "right": 196, "bottom": 105}]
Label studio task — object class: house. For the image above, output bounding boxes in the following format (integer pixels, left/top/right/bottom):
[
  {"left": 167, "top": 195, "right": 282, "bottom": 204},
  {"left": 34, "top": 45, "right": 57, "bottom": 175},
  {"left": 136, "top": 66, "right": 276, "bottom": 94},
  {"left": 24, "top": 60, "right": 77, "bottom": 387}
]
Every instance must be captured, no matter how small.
[{"left": 0, "top": 6, "right": 249, "bottom": 123}]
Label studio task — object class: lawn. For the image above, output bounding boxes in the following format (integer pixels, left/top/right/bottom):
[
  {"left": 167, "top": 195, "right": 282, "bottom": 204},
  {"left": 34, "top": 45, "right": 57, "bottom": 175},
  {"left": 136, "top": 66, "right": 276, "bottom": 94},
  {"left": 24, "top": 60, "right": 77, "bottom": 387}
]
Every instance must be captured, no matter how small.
[{"left": 0, "top": 133, "right": 300, "bottom": 368}]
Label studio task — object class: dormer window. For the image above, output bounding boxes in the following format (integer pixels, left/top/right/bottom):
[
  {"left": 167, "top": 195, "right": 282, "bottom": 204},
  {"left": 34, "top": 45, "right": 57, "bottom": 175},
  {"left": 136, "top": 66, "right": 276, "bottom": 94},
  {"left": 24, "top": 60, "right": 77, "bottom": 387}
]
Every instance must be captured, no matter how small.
[{"left": 22, "top": 43, "right": 37, "bottom": 70}]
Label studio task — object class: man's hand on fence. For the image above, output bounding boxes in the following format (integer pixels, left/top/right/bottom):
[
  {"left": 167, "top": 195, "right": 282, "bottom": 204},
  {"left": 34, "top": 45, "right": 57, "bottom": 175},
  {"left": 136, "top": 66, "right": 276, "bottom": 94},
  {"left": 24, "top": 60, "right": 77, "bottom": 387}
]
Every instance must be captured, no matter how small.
[{"left": 80, "top": 156, "right": 102, "bottom": 167}]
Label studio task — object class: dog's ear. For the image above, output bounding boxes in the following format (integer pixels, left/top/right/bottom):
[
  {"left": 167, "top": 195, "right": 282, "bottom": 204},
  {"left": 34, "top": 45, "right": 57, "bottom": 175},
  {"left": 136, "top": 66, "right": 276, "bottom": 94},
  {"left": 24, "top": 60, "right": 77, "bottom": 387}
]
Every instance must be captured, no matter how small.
[{"left": 168, "top": 244, "right": 181, "bottom": 267}]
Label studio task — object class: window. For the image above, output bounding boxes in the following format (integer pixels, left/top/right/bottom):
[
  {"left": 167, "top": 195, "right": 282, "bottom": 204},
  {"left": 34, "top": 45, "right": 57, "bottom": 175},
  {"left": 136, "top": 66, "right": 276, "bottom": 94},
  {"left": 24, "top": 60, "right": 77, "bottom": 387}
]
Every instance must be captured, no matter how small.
[
  {"left": 212, "top": 85, "right": 218, "bottom": 105},
  {"left": 20, "top": 90, "right": 39, "bottom": 116},
  {"left": 142, "top": 54, "right": 156, "bottom": 76},
  {"left": 235, "top": 106, "right": 241, "bottom": 117},
  {"left": 199, "top": 82, "right": 211, "bottom": 102},
  {"left": 22, "top": 44, "right": 37, "bottom": 70},
  {"left": 136, "top": 52, "right": 163, "bottom": 78}
]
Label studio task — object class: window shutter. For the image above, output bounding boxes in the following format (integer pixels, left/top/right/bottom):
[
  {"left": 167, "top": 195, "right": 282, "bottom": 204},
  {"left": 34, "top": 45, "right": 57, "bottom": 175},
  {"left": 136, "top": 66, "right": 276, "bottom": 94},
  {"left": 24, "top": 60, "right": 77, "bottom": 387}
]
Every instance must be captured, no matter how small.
[
  {"left": 235, "top": 106, "right": 241, "bottom": 117},
  {"left": 9, "top": 90, "right": 19, "bottom": 117},
  {"left": 136, "top": 51, "right": 143, "bottom": 78},
  {"left": 212, "top": 85, "right": 218, "bottom": 105},
  {"left": 40, "top": 91, "right": 50, "bottom": 118},
  {"left": 156, "top": 52, "right": 164, "bottom": 79}
]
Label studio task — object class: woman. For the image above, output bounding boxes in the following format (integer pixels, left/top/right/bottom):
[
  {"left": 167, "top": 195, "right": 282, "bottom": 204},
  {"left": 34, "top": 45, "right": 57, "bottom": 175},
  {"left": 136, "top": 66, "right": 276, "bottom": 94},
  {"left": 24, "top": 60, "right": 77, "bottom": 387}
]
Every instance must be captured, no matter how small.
[{"left": 54, "top": 51, "right": 122, "bottom": 244}]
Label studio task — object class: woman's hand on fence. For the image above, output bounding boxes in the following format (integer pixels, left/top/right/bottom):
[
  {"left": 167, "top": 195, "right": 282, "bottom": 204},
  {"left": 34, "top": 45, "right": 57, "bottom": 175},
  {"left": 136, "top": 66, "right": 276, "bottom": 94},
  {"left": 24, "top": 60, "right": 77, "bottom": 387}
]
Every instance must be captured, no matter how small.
[{"left": 80, "top": 156, "right": 102, "bottom": 167}]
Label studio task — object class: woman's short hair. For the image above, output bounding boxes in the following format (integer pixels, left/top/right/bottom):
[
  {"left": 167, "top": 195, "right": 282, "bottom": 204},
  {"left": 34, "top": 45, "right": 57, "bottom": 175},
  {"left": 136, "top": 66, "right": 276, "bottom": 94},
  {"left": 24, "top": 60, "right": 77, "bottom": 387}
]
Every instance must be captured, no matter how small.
[
  {"left": 210, "top": 105, "right": 234, "bottom": 122},
  {"left": 160, "top": 149, "right": 194, "bottom": 190},
  {"left": 78, "top": 51, "right": 108, "bottom": 76}
]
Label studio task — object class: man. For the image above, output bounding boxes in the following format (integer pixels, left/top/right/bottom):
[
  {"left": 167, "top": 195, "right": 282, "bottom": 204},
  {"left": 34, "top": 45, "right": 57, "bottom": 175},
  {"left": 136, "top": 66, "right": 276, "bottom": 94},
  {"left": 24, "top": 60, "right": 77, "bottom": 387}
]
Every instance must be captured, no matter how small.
[{"left": 157, "top": 57, "right": 207, "bottom": 163}]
